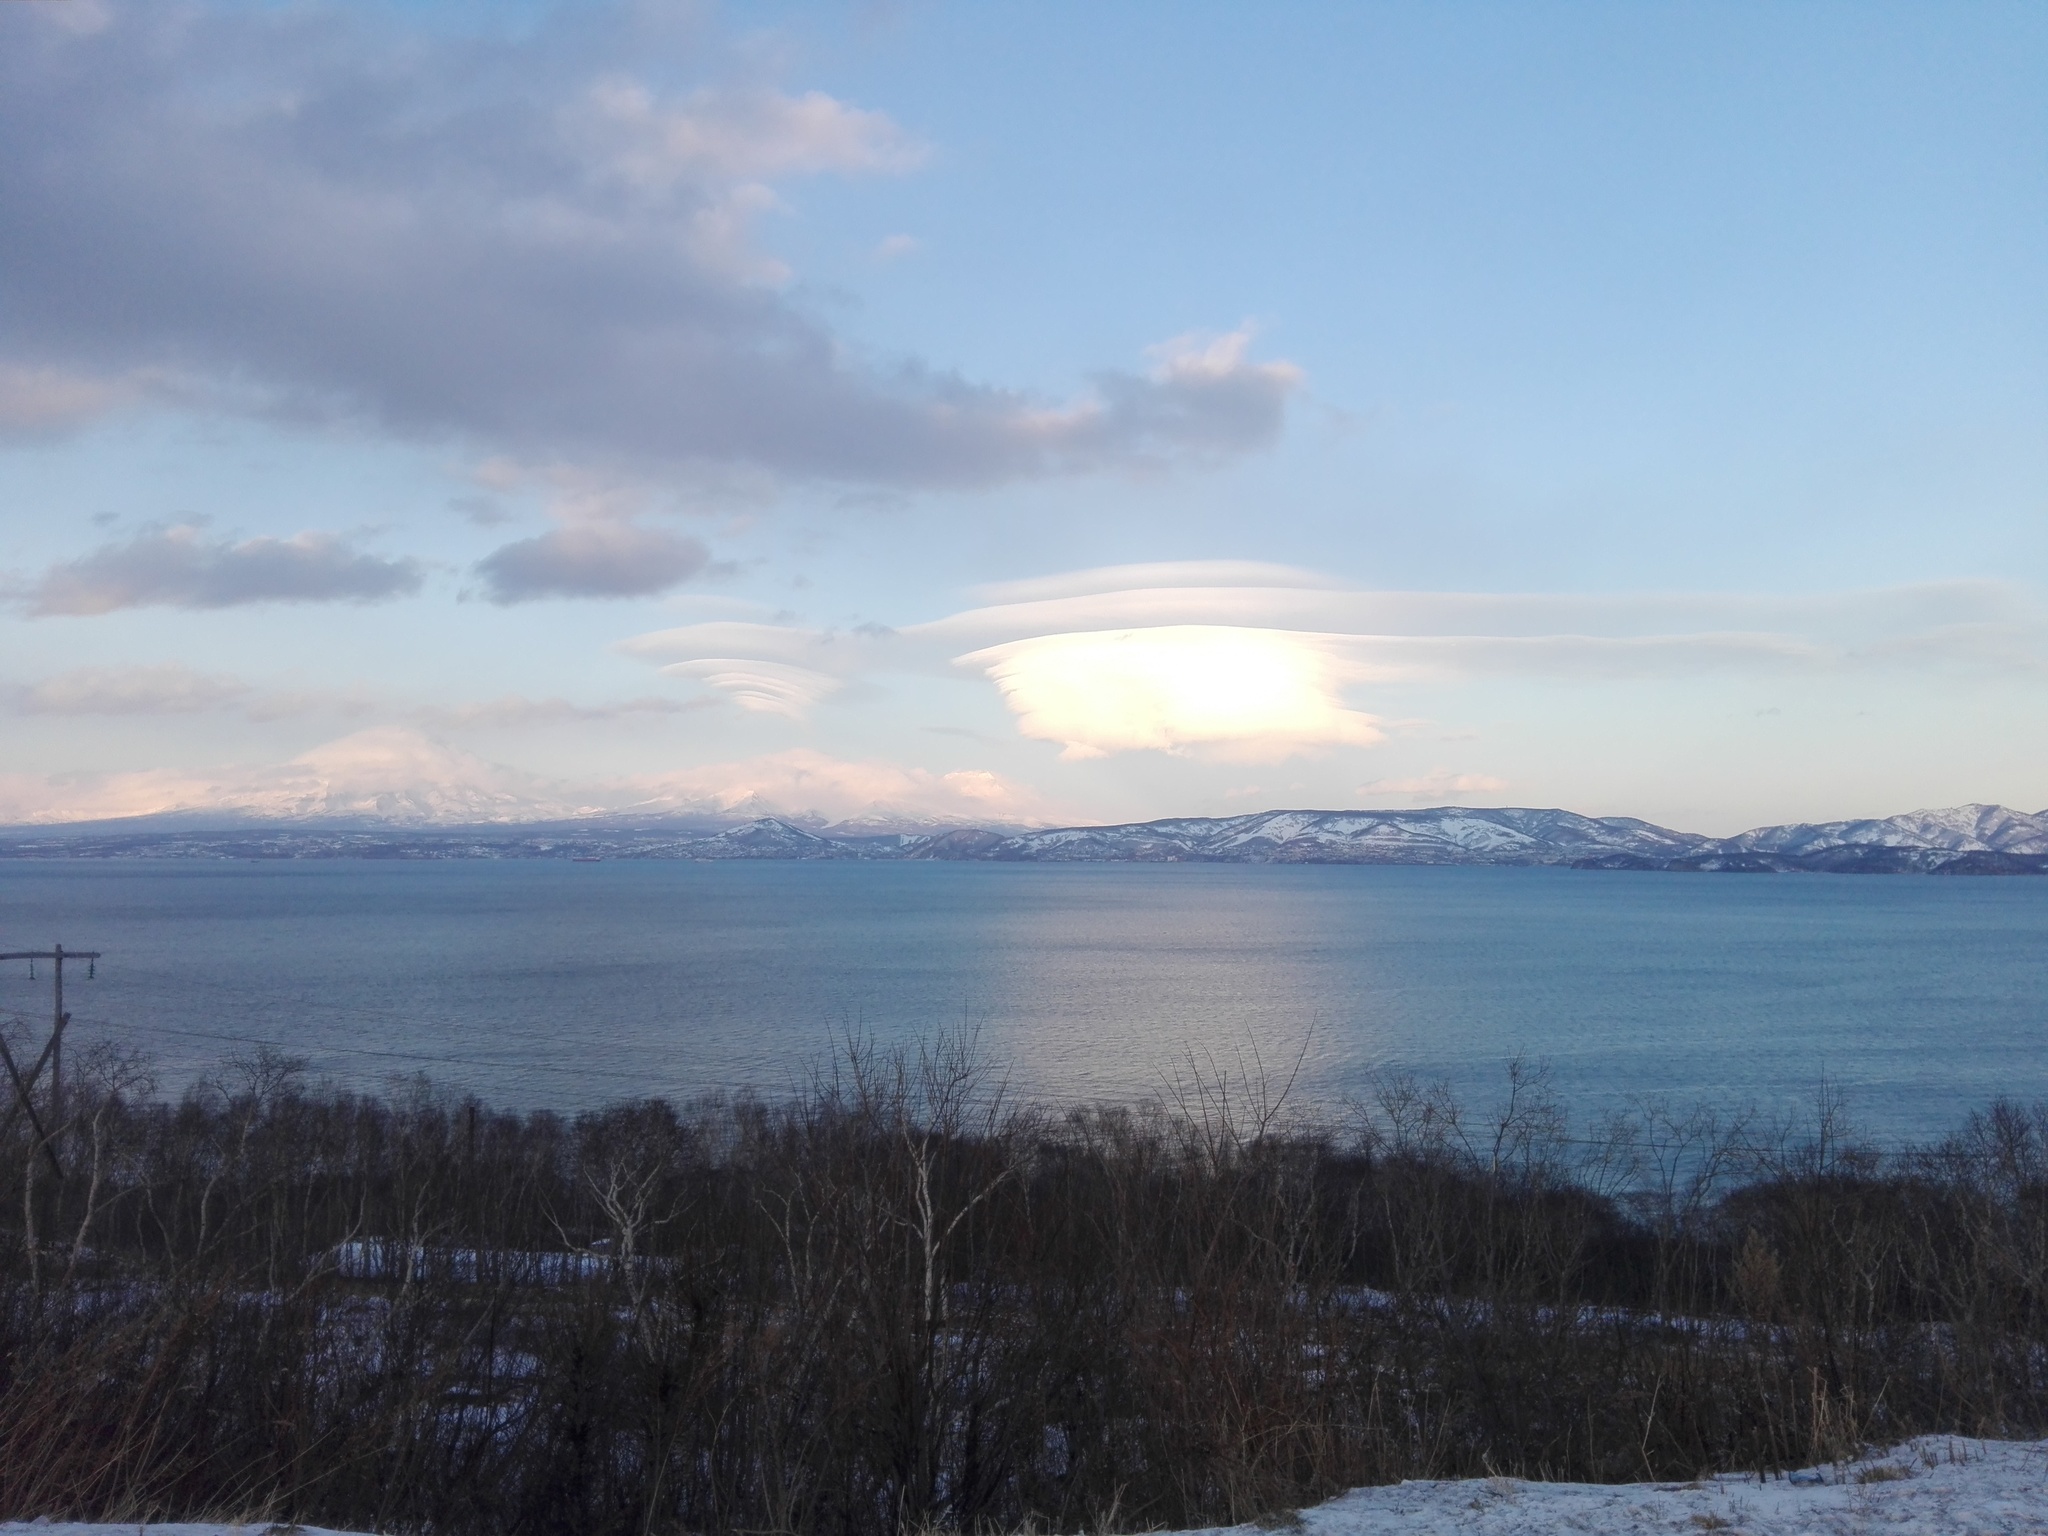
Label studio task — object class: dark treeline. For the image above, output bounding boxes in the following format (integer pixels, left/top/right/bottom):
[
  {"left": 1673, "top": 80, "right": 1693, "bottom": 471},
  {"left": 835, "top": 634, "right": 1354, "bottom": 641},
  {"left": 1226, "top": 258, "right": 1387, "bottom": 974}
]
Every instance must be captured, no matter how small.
[{"left": 4, "top": 1037, "right": 2048, "bottom": 1535}]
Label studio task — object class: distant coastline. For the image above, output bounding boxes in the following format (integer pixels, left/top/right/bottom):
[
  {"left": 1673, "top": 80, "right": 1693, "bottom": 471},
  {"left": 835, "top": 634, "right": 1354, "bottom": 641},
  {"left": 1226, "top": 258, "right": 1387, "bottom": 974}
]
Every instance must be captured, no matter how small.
[{"left": 4, "top": 802, "right": 2046, "bottom": 874}]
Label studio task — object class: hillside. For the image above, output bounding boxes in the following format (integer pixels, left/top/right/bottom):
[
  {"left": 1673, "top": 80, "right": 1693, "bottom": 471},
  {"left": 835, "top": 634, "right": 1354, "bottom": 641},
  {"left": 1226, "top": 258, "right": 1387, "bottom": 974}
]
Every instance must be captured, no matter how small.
[{"left": 7, "top": 802, "right": 2047, "bottom": 874}]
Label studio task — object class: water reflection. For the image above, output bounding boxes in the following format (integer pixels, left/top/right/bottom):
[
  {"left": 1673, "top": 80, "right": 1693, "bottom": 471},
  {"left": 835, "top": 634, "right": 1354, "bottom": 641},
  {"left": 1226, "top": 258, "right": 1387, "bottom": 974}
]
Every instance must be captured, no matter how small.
[{"left": 1, "top": 860, "right": 2044, "bottom": 1139}]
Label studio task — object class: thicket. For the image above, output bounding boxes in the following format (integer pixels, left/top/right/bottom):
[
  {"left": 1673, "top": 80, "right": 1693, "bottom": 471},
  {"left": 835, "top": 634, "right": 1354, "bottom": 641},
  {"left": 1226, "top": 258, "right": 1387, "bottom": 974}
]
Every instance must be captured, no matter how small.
[{"left": 3, "top": 1036, "right": 2048, "bottom": 1535}]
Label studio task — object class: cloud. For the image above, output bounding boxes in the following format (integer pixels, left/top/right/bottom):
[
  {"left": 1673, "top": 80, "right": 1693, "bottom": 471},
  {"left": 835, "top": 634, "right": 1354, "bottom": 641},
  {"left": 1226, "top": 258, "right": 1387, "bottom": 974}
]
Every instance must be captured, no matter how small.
[
  {"left": 959, "top": 626, "right": 1385, "bottom": 760},
  {"left": 0, "top": 727, "right": 584, "bottom": 825},
  {"left": 966, "top": 560, "right": 1344, "bottom": 606},
  {"left": 10, "top": 663, "right": 250, "bottom": 714},
  {"left": 449, "top": 493, "right": 516, "bottom": 528},
  {"left": 26, "top": 524, "right": 423, "bottom": 615},
  {"left": 619, "top": 619, "right": 886, "bottom": 715},
  {"left": 5, "top": 663, "right": 386, "bottom": 720},
  {"left": 0, "top": 363, "right": 145, "bottom": 435},
  {"left": 918, "top": 575, "right": 2032, "bottom": 651},
  {"left": 1081, "top": 331, "right": 1303, "bottom": 460},
  {"left": 871, "top": 233, "right": 920, "bottom": 262},
  {"left": 621, "top": 568, "right": 2048, "bottom": 761},
  {"left": 475, "top": 522, "right": 709, "bottom": 602},
  {"left": 622, "top": 748, "right": 1058, "bottom": 826},
  {"left": 568, "top": 79, "right": 927, "bottom": 187},
  {"left": 416, "top": 694, "right": 703, "bottom": 728},
  {"left": 5, "top": 667, "right": 725, "bottom": 727},
  {"left": 654, "top": 659, "right": 844, "bottom": 717},
  {"left": 1357, "top": 770, "right": 1510, "bottom": 804},
  {"left": 0, "top": 4, "right": 1300, "bottom": 486},
  {"left": 0, "top": 729, "right": 1055, "bottom": 829}
]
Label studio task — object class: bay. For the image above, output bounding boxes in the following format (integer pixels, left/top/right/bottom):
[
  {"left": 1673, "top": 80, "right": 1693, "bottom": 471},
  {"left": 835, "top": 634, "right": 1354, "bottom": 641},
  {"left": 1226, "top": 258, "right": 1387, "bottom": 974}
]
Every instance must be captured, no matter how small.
[{"left": 1, "top": 858, "right": 2044, "bottom": 1141}]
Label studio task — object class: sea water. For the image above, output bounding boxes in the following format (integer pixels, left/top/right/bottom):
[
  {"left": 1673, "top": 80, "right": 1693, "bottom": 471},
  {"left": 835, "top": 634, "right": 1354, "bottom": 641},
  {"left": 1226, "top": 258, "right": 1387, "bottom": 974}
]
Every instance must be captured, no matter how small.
[{"left": 1, "top": 859, "right": 2043, "bottom": 1141}]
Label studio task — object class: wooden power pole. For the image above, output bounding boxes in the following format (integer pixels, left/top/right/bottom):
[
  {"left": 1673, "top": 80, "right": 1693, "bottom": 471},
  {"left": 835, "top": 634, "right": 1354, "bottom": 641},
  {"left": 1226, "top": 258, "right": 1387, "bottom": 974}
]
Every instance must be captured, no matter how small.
[{"left": 0, "top": 944, "right": 102, "bottom": 1178}]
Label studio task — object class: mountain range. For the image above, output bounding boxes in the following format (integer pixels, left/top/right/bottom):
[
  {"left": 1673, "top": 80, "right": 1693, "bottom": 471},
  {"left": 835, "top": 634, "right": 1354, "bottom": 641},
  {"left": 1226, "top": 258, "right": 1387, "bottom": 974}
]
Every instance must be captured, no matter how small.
[
  {"left": 7, "top": 802, "right": 2048, "bottom": 874},
  {"left": 8, "top": 730, "right": 2040, "bottom": 872},
  {"left": 879, "top": 803, "right": 2048, "bottom": 873}
]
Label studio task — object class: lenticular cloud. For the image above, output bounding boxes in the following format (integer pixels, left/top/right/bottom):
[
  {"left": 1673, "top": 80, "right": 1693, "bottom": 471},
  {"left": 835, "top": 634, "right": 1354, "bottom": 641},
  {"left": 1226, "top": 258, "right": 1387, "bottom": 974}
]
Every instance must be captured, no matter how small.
[
  {"left": 618, "top": 566, "right": 2043, "bottom": 765},
  {"left": 960, "top": 626, "right": 1386, "bottom": 760}
]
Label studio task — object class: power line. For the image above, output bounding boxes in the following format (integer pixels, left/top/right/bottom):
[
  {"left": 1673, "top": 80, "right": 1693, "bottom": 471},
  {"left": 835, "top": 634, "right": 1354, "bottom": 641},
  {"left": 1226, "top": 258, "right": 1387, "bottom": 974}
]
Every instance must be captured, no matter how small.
[
  {"left": 0, "top": 944, "right": 99, "bottom": 1177},
  {"left": 26, "top": 1011, "right": 681, "bottom": 1086},
  {"left": 3, "top": 1008, "right": 2001, "bottom": 1150}
]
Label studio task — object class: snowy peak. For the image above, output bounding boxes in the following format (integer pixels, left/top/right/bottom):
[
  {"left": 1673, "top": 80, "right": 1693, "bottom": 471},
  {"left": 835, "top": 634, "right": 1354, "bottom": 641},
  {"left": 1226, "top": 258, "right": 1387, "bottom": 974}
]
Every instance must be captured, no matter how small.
[
  {"left": 6, "top": 780, "right": 2046, "bottom": 876},
  {"left": 934, "top": 806, "right": 1718, "bottom": 865},
  {"left": 1723, "top": 803, "right": 2048, "bottom": 857},
  {"left": 682, "top": 818, "right": 853, "bottom": 859},
  {"left": 899, "top": 803, "right": 2048, "bottom": 872},
  {"left": 255, "top": 729, "right": 594, "bottom": 824}
]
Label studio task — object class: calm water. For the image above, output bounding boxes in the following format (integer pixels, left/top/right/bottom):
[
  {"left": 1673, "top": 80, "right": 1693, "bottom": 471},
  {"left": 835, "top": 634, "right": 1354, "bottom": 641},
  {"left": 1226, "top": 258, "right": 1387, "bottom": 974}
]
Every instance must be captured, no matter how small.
[{"left": 1, "top": 859, "right": 2044, "bottom": 1139}]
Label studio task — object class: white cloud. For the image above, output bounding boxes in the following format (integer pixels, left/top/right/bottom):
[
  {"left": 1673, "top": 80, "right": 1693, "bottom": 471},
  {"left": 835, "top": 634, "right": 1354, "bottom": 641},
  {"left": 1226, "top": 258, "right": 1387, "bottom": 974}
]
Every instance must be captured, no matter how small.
[
  {"left": 619, "top": 569, "right": 2048, "bottom": 761},
  {"left": 958, "top": 626, "right": 1385, "bottom": 760},
  {"left": 1357, "top": 770, "right": 1510, "bottom": 804},
  {"left": 966, "top": 560, "right": 1342, "bottom": 606},
  {"left": 0, "top": 730, "right": 1055, "bottom": 829},
  {"left": 416, "top": 694, "right": 703, "bottom": 727},
  {"left": 656, "top": 658, "right": 844, "bottom": 717},
  {"left": 619, "top": 619, "right": 887, "bottom": 715},
  {"left": 921, "top": 577, "right": 2031, "bottom": 651},
  {"left": 569, "top": 80, "right": 927, "bottom": 190},
  {"left": 622, "top": 748, "right": 1058, "bottom": 826},
  {"left": 0, "top": 727, "right": 585, "bottom": 825}
]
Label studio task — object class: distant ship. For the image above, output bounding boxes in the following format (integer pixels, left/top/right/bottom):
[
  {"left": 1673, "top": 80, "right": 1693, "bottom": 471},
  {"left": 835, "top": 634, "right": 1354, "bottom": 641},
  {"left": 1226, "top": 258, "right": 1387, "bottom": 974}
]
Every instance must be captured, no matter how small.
[{"left": 571, "top": 855, "right": 603, "bottom": 863}]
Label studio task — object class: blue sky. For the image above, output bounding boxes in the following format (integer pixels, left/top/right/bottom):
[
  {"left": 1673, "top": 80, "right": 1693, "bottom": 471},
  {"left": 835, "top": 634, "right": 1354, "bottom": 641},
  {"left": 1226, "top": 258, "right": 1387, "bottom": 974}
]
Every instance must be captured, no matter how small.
[{"left": 1, "top": 0, "right": 2043, "bottom": 832}]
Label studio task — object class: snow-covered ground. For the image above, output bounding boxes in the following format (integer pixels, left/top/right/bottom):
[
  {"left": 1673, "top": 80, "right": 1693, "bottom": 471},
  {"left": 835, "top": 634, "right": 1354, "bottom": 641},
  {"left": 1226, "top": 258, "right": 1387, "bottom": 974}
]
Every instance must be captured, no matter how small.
[
  {"left": 5, "top": 1439, "right": 2047, "bottom": 1536},
  {"left": 1174, "top": 1437, "right": 2048, "bottom": 1536}
]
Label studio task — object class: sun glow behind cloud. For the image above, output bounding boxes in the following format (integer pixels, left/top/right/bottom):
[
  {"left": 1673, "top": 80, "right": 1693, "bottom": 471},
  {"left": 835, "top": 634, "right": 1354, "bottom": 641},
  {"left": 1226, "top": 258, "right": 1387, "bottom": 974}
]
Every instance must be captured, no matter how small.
[
  {"left": 616, "top": 572, "right": 2046, "bottom": 781},
  {"left": 960, "top": 625, "right": 1384, "bottom": 760}
]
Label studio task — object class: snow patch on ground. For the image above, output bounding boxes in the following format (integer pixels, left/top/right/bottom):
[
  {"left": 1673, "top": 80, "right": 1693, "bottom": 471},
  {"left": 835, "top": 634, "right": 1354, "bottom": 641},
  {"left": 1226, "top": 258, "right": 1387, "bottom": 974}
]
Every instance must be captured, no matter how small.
[
  {"left": 4, "top": 1439, "right": 2046, "bottom": 1536},
  {"left": 1169, "top": 1437, "right": 2048, "bottom": 1536}
]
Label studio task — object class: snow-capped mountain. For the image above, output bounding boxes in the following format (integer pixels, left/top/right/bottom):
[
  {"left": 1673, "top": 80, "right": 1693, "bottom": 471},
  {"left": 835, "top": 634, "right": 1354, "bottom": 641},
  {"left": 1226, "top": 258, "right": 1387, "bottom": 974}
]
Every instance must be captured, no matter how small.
[
  {"left": 919, "top": 807, "right": 1718, "bottom": 865},
  {"left": 891, "top": 804, "right": 2048, "bottom": 871},
  {"left": 678, "top": 818, "right": 864, "bottom": 859},
  {"left": 642, "top": 804, "right": 2048, "bottom": 870},
  {"left": 0, "top": 728, "right": 602, "bottom": 828},
  {"left": 0, "top": 730, "right": 1043, "bottom": 834},
  {"left": 1719, "top": 803, "right": 2048, "bottom": 856},
  {"left": 227, "top": 730, "right": 603, "bottom": 824},
  {"left": 3, "top": 736, "right": 2043, "bottom": 875}
]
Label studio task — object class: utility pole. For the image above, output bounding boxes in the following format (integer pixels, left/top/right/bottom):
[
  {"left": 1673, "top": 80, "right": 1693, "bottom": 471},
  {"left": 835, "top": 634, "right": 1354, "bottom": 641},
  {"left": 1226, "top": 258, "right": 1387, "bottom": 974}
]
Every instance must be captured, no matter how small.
[{"left": 0, "top": 945, "right": 101, "bottom": 1178}]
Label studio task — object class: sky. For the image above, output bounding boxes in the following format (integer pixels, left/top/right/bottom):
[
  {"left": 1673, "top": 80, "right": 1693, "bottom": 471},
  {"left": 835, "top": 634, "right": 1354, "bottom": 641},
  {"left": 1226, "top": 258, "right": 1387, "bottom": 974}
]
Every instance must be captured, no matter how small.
[{"left": 0, "top": 0, "right": 2043, "bottom": 834}]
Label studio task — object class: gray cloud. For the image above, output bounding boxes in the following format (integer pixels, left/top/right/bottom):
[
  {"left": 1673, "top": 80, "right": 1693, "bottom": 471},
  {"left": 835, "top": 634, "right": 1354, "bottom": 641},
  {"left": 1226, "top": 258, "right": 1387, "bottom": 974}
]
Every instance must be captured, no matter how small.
[
  {"left": 475, "top": 522, "right": 710, "bottom": 603},
  {"left": 0, "top": 363, "right": 147, "bottom": 437},
  {"left": 0, "top": 4, "right": 1300, "bottom": 488},
  {"left": 10, "top": 663, "right": 250, "bottom": 714},
  {"left": 5, "top": 665, "right": 710, "bottom": 725},
  {"left": 28, "top": 524, "right": 423, "bottom": 615},
  {"left": 417, "top": 694, "right": 706, "bottom": 727},
  {"left": 6, "top": 662, "right": 376, "bottom": 719},
  {"left": 449, "top": 494, "right": 516, "bottom": 528}
]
